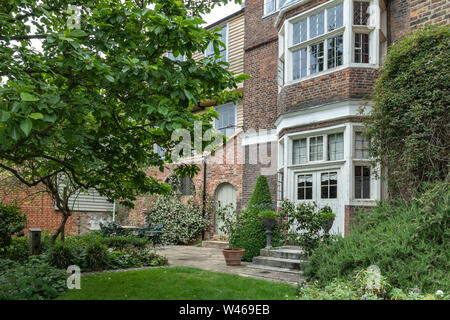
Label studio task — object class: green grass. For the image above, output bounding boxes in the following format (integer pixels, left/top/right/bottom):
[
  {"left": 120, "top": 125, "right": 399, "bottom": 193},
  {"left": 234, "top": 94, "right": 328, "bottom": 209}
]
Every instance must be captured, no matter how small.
[{"left": 57, "top": 266, "right": 296, "bottom": 300}]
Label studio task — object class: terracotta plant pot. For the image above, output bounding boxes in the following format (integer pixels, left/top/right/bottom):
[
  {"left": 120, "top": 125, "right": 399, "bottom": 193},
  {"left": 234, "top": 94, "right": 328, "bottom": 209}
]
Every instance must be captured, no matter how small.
[{"left": 222, "top": 248, "right": 245, "bottom": 266}]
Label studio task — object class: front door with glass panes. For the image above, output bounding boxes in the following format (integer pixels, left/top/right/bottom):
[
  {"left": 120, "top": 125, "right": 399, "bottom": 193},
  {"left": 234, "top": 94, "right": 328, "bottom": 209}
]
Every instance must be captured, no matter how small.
[{"left": 295, "top": 170, "right": 341, "bottom": 234}]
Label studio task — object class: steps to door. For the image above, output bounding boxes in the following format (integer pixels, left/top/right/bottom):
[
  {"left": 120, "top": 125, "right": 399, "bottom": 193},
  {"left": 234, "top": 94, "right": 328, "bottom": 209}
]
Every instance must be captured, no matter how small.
[{"left": 247, "top": 246, "right": 308, "bottom": 275}]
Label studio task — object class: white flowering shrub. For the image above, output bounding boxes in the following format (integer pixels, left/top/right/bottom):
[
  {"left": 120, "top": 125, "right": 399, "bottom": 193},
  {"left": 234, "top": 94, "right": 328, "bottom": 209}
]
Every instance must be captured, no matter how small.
[{"left": 143, "top": 189, "right": 211, "bottom": 245}]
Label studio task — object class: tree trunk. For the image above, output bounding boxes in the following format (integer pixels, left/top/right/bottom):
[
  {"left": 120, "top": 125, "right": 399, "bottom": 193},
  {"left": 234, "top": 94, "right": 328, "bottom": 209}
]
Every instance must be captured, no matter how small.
[{"left": 51, "top": 211, "right": 69, "bottom": 244}]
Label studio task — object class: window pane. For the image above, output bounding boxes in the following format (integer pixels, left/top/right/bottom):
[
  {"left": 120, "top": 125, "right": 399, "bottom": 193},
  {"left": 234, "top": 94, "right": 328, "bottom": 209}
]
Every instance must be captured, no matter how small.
[
  {"left": 328, "top": 133, "right": 344, "bottom": 160},
  {"left": 321, "top": 186, "right": 328, "bottom": 198},
  {"left": 327, "top": 35, "right": 343, "bottom": 69},
  {"left": 330, "top": 185, "right": 337, "bottom": 198},
  {"left": 328, "top": 3, "right": 343, "bottom": 31},
  {"left": 293, "top": 19, "right": 307, "bottom": 45},
  {"left": 354, "top": 33, "right": 369, "bottom": 63},
  {"left": 293, "top": 138, "right": 307, "bottom": 164},
  {"left": 355, "top": 166, "right": 370, "bottom": 199},
  {"left": 310, "top": 11, "right": 324, "bottom": 38},
  {"left": 264, "top": 0, "right": 276, "bottom": 15},
  {"left": 310, "top": 42, "right": 324, "bottom": 74},
  {"left": 355, "top": 132, "right": 369, "bottom": 159},
  {"left": 298, "top": 175, "right": 313, "bottom": 200},
  {"left": 310, "top": 136, "right": 323, "bottom": 161},
  {"left": 354, "top": 1, "right": 370, "bottom": 25},
  {"left": 292, "top": 49, "right": 300, "bottom": 80},
  {"left": 215, "top": 103, "right": 236, "bottom": 136}
]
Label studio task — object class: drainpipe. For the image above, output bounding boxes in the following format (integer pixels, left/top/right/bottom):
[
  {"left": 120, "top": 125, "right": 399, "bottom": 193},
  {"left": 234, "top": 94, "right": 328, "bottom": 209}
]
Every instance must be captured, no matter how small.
[{"left": 201, "top": 156, "right": 207, "bottom": 240}]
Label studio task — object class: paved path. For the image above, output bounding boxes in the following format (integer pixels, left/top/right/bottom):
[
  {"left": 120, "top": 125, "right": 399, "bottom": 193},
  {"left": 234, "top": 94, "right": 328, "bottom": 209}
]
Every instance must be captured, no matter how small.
[{"left": 155, "top": 245, "right": 305, "bottom": 285}]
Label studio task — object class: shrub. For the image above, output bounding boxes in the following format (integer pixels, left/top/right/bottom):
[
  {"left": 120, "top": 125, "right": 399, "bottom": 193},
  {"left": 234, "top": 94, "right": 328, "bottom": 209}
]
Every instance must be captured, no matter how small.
[
  {"left": 279, "top": 201, "right": 335, "bottom": 256},
  {"left": 84, "top": 240, "right": 108, "bottom": 271},
  {"left": 0, "top": 203, "right": 27, "bottom": 253},
  {"left": 45, "top": 241, "right": 81, "bottom": 269},
  {"left": 297, "top": 266, "right": 450, "bottom": 300},
  {"left": 229, "top": 175, "right": 286, "bottom": 261},
  {"left": 0, "top": 256, "right": 66, "bottom": 300},
  {"left": 364, "top": 25, "right": 450, "bottom": 199},
  {"left": 143, "top": 194, "right": 210, "bottom": 245},
  {"left": 305, "top": 181, "right": 449, "bottom": 293},
  {"left": 103, "top": 235, "right": 149, "bottom": 250}
]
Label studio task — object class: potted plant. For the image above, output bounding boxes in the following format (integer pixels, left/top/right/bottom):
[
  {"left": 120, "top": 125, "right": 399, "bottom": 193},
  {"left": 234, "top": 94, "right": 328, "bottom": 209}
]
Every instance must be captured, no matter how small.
[
  {"left": 215, "top": 204, "right": 245, "bottom": 266},
  {"left": 258, "top": 210, "right": 278, "bottom": 248},
  {"left": 318, "top": 206, "right": 336, "bottom": 233}
]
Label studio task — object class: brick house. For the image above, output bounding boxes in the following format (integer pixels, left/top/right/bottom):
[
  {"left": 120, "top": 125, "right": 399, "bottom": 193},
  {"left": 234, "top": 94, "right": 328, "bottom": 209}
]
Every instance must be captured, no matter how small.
[
  {"left": 240, "top": 0, "right": 448, "bottom": 235},
  {"left": 3, "top": 0, "right": 448, "bottom": 237}
]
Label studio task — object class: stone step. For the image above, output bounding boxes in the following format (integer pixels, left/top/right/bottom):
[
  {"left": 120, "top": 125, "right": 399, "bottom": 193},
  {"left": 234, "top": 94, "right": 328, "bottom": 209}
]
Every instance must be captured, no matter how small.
[
  {"left": 202, "top": 240, "right": 229, "bottom": 249},
  {"left": 260, "top": 247, "right": 307, "bottom": 260},
  {"left": 246, "top": 264, "right": 304, "bottom": 275},
  {"left": 252, "top": 256, "right": 309, "bottom": 270}
]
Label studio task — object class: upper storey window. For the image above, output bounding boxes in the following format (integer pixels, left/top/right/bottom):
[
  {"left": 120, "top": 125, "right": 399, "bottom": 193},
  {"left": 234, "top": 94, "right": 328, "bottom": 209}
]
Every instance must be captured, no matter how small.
[
  {"left": 206, "top": 24, "right": 228, "bottom": 63},
  {"left": 353, "top": 1, "right": 370, "bottom": 25},
  {"left": 264, "top": 0, "right": 290, "bottom": 16},
  {"left": 279, "top": 0, "right": 385, "bottom": 86}
]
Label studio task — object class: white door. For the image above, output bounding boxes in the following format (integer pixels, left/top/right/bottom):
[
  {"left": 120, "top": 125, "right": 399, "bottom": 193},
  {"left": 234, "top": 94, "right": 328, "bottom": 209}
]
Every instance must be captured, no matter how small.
[
  {"left": 295, "top": 170, "right": 343, "bottom": 235},
  {"left": 215, "top": 183, "right": 237, "bottom": 236}
]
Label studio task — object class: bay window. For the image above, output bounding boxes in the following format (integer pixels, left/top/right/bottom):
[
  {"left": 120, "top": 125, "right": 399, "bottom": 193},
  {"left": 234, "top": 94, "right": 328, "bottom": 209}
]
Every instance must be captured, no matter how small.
[{"left": 280, "top": 0, "right": 384, "bottom": 85}]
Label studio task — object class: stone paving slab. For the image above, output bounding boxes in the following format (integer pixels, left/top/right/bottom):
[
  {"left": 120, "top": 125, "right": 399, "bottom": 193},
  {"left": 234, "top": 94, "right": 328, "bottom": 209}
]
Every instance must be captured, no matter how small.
[{"left": 155, "top": 245, "right": 305, "bottom": 286}]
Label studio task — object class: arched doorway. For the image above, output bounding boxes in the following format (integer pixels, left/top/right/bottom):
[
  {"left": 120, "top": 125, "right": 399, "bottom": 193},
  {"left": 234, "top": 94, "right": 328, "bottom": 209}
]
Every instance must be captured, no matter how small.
[{"left": 215, "top": 183, "right": 237, "bottom": 237}]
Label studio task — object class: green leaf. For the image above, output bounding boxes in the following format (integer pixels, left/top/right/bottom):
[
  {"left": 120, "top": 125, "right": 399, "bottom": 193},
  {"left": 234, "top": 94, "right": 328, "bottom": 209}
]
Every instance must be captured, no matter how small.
[
  {"left": 29, "top": 113, "right": 44, "bottom": 120},
  {"left": 20, "top": 92, "right": 40, "bottom": 102},
  {"left": 11, "top": 126, "right": 20, "bottom": 141},
  {"left": 20, "top": 119, "right": 33, "bottom": 136},
  {"left": 70, "top": 29, "right": 87, "bottom": 37},
  {"left": 105, "top": 75, "right": 115, "bottom": 82},
  {"left": 0, "top": 110, "right": 10, "bottom": 122}
]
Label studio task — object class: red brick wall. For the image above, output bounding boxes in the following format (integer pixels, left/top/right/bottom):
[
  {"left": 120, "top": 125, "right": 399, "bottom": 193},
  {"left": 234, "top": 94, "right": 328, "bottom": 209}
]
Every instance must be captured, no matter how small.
[
  {"left": 127, "top": 134, "right": 244, "bottom": 240},
  {"left": 278, "top": 68, "right": 379, "bottom": 115},
  {"left": 388, "top": 0, "right": 450, "bottom": 44},
  {"left": 243, "top": 0, "right": 279, "bottom": 130},
  {"left": 0, "top": 184, "right": 78, "bottom": 235}
]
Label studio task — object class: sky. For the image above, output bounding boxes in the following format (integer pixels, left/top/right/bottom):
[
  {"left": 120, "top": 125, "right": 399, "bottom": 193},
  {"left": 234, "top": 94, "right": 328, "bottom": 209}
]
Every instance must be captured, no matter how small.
[{"left": 201, "top": 1, "right": 243, "bottom": 26}]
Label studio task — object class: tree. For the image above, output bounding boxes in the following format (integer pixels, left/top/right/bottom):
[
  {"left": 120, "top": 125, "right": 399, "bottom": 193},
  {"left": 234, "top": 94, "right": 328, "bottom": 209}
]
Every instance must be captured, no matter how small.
[
  {"left": 364, "top": 25, "right": 450, "bottom": 200},
  {"left": 0, "top": 0, "right": 245, "bottom": 242}
]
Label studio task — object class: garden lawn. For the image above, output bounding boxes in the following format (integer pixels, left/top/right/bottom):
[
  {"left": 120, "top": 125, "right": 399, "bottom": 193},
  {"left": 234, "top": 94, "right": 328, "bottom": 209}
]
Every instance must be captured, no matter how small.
[{"left": 57, "top": 266, "right": 297, "bottom": 300}]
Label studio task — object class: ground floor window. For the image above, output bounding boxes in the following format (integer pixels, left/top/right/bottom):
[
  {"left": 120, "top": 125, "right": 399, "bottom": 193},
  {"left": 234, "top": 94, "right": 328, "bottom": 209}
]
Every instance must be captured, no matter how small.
[
  {"left": 321, "top": 172, "right": 338, "bottom": 199},
  {"left": 297, "top": 174, "right": 313, "bottom": 200},
  {"left": 355, "top": 165, "right": 370, "bottom": 199}
]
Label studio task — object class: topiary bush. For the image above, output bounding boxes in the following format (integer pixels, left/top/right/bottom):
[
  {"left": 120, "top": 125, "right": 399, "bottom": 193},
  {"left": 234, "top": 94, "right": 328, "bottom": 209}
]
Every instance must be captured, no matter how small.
[
  {"left": 364, "top": 25, "right": 450, "bottom": 200},
  {"left": 305, "top": 181, "right": 449, "bottom": 293},
  {"left": 229, "top": 175, "right": 286, "bottom": 261}
]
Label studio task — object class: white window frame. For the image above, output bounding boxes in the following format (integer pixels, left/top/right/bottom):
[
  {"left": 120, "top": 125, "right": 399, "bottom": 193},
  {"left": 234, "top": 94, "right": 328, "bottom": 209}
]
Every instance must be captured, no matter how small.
[{"left": 280, "top": 0, "right": 383, "bottom": 87}]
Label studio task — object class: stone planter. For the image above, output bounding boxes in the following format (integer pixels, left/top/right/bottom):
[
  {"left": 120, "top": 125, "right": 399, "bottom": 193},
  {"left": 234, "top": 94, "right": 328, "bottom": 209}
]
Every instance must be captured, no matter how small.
[
  {"left": 222, "top": 248, "right": 245, "bottom": 266},
  {"left": 263, "top": 218, "right": 276, "bottom": 248},
  {"left": 321, "top": 218, "right": 334, "bottom": 233}
]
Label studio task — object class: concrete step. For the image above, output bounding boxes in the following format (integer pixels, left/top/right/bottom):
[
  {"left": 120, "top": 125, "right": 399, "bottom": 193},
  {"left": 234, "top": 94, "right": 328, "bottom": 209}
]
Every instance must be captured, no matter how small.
[
  {"left": 260, "top": 247, "right": 307, "bottom": 260},
  {"left": 246, "top": 264, "right": 304, "bottom": 275},
  {"left": 202, "top": 240, "right": 229, "bottom": 249},
  {"left": 252, "top": 256, "right": 309, "bottom": 270}
]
